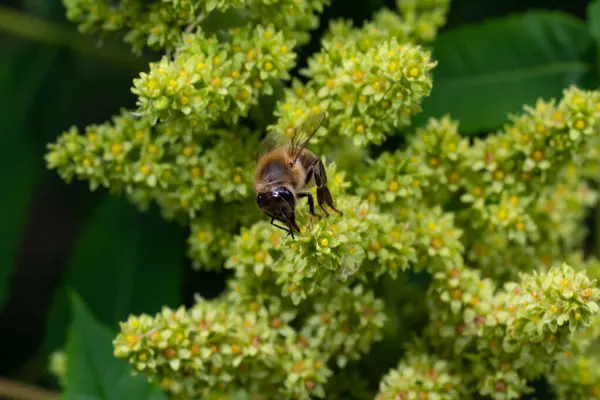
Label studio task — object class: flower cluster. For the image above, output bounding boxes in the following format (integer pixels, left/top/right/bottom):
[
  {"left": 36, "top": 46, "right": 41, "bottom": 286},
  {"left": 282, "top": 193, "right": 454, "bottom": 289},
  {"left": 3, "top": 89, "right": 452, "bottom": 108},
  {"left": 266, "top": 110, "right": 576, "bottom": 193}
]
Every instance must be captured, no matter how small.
[
  {"left": 46, "top": 110, "right": 261, "bottom": 220},
  {"left": 63, "top": 0, "right": 329, "bottom": 53},
  {"left": 113, "top": 296, "right": 331, "bottom": 399},
  {"left": 133, "top": 24, "right": 296, "bottom": 127},
  {"left": 270, "top": 15, "right": 437, "bottom": 148},
  {"left": 358, "top": 86, "right": 600, "bottom": 281},
  {"left": 375, "top": 352, "right": 465, "bottom": 400},
  {"left": 425, "top": 263, "right": 600, "bottom": 398},
  {"left": 46, "top": 0, "right": 600, "bottom": 398}
]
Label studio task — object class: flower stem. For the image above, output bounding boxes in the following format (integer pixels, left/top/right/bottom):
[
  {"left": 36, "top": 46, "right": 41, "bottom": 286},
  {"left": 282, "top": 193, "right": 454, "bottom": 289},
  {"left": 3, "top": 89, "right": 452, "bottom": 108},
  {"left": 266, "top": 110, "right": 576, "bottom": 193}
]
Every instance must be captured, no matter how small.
[
  {"left": 0, "top": 378, "right": 60, "bottom": 400},
  {"left": 0, "top": 5, "right": 148, "bottom": 71}
]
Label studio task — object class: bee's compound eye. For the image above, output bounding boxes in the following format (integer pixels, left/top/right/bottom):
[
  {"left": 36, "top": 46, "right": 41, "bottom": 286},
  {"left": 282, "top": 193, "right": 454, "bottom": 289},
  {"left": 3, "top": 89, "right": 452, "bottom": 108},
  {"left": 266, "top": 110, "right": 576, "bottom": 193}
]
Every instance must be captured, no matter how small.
[
  {"left": 275, "top": 187, "right": 294, "bottom": 206},
  {"left": 256, "top": 193, "right": 266, "bottom": 208}
]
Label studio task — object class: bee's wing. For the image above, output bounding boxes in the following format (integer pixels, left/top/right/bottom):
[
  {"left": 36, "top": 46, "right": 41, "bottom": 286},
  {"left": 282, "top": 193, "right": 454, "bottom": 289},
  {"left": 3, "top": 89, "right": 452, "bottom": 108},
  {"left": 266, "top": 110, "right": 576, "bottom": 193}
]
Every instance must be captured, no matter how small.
[
  {"left": 289, "top": 111, "right": 326, "bottom": 163},
  {"left": 255, "top": 130, "right": 286, "bottom": 162}
]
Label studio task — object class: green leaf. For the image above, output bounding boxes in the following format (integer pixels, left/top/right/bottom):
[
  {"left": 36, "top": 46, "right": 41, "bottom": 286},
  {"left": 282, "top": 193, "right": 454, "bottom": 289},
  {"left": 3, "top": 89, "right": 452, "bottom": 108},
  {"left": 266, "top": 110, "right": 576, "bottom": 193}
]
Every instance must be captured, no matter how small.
[
  {"left": 588, "top": 0, "right": 600, "bottom": 43},
  {"left": 0, "top": 43, "right": 56, "bottom": 309},
  {"left": 44, "top": 195, "right": 185, "bottom": 352},
  {"left": 414, "top": 11, "right": 596, "bottom": 134},
  {"left": 65, "top": 290, "right": 166, "bottom": 400}
]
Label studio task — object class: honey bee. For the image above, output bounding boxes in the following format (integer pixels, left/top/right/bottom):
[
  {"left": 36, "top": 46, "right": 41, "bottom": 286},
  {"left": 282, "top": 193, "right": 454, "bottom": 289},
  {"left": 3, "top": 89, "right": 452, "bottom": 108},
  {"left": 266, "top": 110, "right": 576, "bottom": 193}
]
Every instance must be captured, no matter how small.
[{"left": 254, "top": 112, "right": 343, "bottom": 238}]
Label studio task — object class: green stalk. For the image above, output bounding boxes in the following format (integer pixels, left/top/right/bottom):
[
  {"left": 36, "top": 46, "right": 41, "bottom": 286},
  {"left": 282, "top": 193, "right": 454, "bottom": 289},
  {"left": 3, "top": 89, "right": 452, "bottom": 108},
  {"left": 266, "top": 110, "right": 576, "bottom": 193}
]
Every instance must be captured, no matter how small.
[{"left": 0, "top": 6, "right": 148, "bottom": 71}]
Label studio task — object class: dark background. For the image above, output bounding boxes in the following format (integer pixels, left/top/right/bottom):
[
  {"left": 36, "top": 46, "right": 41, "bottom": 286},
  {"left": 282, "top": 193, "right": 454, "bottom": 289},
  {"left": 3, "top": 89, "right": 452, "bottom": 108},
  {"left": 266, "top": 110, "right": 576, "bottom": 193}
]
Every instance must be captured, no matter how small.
[{"left": 0, "top": 0, "right": 592, "bottom": 396}]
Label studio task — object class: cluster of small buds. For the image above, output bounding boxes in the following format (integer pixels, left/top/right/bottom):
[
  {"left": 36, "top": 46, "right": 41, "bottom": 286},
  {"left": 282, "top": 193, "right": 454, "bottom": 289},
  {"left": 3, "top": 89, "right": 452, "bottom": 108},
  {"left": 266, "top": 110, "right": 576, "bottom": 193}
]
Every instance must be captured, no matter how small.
[
  {"left": 188, "top": 216, "right": 237, "bottom": 271},
  {"left": 247, "top": 0, "right": 331, "bottom": 46},
  {"left": 46, "top": 110, "right": 261, "bottom": 220},
  {"left": 375, "top": 352, "right": 466, "bottom": 400},
  {"left": 299, "top": 285, "right": 386, "bottom": 368},
  {"left": 394, "top": 0, "right": 451, "bottom": 43},
  {"left": 356, "top": 87, "right": 600, "bottom": 281},
  {"left": 548, "top": 353, "right": 600, "bottom": 400},
  {"left": 546, "top": 276, "right": 600, "bottom": 399},
  {"left": 133, "top": 24, "right": 296, "bottom": 127},
  {"left": 63, "top": 0, "right": 329, "bottom": 54},
  {"left": 62, "top": 0, "right": 210, "bottom": 53},
  {"left": 113, "top": 296, "right": 331, "bottom": 399},
  {"left": 506, "top": 263, "right": 600, "bottom": 354},
  {"left": 49, "top": 0, "right": 600, "bottom": 397},
  {"left": 425, "top": 265, "right": 498, "bottom": 350},
  {"left": 425, "top": 263, "right": 600, "bottom": 399},
  {"left": 270, "top": 17, "right": 437, "bottom": 148}
]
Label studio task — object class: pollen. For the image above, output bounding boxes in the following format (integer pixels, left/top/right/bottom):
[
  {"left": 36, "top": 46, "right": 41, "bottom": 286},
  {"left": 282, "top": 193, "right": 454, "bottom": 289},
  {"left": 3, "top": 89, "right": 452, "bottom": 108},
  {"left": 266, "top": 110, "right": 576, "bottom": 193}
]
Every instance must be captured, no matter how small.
[
  {"left": 233, "top": 174, "right": 242, "bottom": 183},
  {"left": 82, "top": 158, "right": 92, "bottom": 168},
  {"left": 211, "top": 77, "right": 221, "bottom": 88},
  {"left": 111, "top": 143, "right": 122, "bottom": 155},
  {"left": 356, "top": 124, "right": 365, "bottom": 134},
  {"left": 190, "top": 166, "right": 201, "bottom": 178},
  {"left": 264, "top": 62, "right": 273, "bottom": 72},
  {"left": 408, "top": 67, "right": 420, "bottom": 78},
  {"left": 140, "top": 164, "right": 152, "bottom": 175},
  {"left": 254, "top": 251, "right": 266, "bottom": 263},
  {"left": 180, "top": 96, "right": 189, "bottom": 105},
  {"left": 352, "top": 70, "right": 364, "bottom": 83},
  {"left": 447, "top": 171, "right": 460, "bottom": 184},
  {"left": 493, "top": 170, "right": 505, "bottom": 180},
  {"left": 168, "top": 79, "right": 177, "bottom": 89},
  {"left": 532, "top": 150, "right": 543, "bottom": 161},
  {"left": 552, "top": 111, "right": 563, "bottom": 122},
  {"left": 126, "top": 334, "right": 140, "bottom": 347},
  {"left": 575, "top": 119, "right": 586, "bottom": 130},
  {"left": 293, "top": 361, "right": 303, "bottom": 373},
  {"left": 280, "top": 45, "right": 288, "bottom": 54},
  {"left": 197, "top": 231, "right": 208, "bottom": 242},
  {"left": 264, "top": 30, "right": 273, "bottom": 39},
  {"left": 164, "top": 347, "right": 176, "bottom": 358},
  {"left": 388, "top": 180, "right": 399, "bottom": 191},
  {"left": 319, "top": 238, "right": 329, "bottom": 247},
  {"left": 183, "top": 146, "right": 194, "bottom": 157},
  {"left": 430, "top": 238, "right": 443, "bottom": 249},
  {"left": 428, "top": 157, "right": 439, "bottom": 167}
]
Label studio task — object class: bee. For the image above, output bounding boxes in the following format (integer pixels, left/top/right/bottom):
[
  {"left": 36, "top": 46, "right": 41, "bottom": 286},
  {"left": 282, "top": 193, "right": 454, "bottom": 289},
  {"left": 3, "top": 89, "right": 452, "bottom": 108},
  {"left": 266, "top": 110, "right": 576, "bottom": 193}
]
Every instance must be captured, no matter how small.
[{"left": 254, "top": 112, "right": 343, "bottom": 238}]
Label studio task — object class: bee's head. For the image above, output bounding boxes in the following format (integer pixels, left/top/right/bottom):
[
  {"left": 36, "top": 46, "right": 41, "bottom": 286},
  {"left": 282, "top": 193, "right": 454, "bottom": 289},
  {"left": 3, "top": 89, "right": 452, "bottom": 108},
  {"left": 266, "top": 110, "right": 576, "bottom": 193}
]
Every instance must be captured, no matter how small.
[{"left": 256, "top": 187, "right": 296, "bottom": 215}]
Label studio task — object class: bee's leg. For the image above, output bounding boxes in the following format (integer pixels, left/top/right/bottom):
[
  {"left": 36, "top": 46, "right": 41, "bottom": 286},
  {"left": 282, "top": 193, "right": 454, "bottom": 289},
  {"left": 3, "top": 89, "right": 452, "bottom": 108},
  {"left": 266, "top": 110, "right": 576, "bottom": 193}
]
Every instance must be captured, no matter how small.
[
  {"left": 311, "top": 158, "right": 343, "bottom": 217},
  {"left": 297, "top": 192, "right": 321, "bottom": 218},
  {"left": 269, "top": 215, "right": 293, "bottom": 236},
  {"left": 284, "top": 213, "right": 301, "bottom": 235}
]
